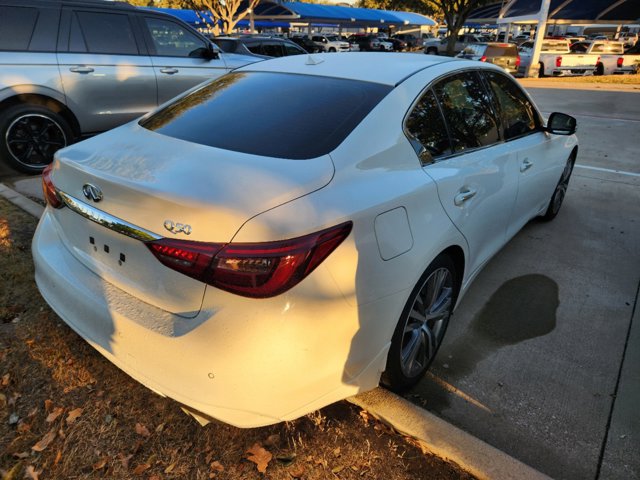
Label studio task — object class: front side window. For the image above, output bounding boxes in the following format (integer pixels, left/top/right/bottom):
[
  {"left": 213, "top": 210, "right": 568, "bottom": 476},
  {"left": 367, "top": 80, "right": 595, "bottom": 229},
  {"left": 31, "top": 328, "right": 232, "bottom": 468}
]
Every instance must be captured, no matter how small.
[
  {"left": 0, "top": 6, "right": 38, "bottom": 51},
  {"left": 141, "top": 72, "right": 391, "bottom": 159},
  {"left": 484, "top": 71, "right": 539, "bottom": 140},
  {"left": 284, "top": 43, "right": 304, "bottom": 56},
  {"left": 405, "top": 89, "right": 452, "bottom": 160},
  {"left": 75, "top": 11, "right": 138, "bottom": 55},
  {"left": 144, "top": 17, "right": 206, "bottom": 57},
  {"left": 433, "top": 72, "right": 500, "bottom": 152},
  {"left": 261, "top": 42, "right": 285, "bottom": 57}
]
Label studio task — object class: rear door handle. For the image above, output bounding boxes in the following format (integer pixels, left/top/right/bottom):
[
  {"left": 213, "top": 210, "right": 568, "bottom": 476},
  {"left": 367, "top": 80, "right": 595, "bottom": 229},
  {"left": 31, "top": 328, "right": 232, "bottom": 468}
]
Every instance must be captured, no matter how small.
[
  {"left": 521, "top": 158, "right": 533, "bottom": 172},
  {"left": 454, "top": 188, "right": 477, "bottom": 206},
  {"left": 160, "top": 68, "right": 179, "bottom": 74},
  {"left": 69, "top": 66, "right": 94, "bottom": 74}
]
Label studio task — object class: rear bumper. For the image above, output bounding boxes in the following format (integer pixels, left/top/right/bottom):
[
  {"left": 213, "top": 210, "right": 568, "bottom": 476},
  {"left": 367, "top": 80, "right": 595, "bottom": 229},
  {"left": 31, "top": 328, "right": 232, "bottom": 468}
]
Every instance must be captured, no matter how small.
[{"left": 32, "top": 209, "right": 395, "bottom": 427}]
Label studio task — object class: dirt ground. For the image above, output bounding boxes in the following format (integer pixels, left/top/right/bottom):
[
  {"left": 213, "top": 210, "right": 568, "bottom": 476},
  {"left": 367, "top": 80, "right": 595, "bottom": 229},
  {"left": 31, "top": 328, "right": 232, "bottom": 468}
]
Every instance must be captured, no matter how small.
[{"left": 0, "top": 196, "right": 476, "bottom": 480}]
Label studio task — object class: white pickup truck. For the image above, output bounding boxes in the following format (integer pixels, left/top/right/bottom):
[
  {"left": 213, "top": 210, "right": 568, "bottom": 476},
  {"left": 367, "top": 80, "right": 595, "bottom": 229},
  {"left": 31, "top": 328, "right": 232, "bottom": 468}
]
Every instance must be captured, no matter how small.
[{"left": 522, "top": 40, "right": 639, "bottom": 76}]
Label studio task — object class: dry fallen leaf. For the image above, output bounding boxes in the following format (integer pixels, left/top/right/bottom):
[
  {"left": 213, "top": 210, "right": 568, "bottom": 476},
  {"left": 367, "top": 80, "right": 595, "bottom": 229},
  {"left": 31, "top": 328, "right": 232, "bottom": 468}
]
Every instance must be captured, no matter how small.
[
  {"left": 210, "top": 461, "right": 224, "bottom": 473},
  {"left": 333, "top": 447, "right": 341, "bottom": 457},
  {"left": 46, "top": 407, "right": 64, "bottom": 423},
  {"left": 66, "top": 408, "right": 83, "bottom": 424},
  {"left": 164, "top": 461, "right": 177, "bottom": 474},
  {"left": 135, "top": 423, "right": 151, "bottom": 437},
  {"left": 155, "top": 422, "right": 165, "bottom": 433},
  {"left": 290, "top": 464, "right": 305, "bottom": 479},
  {"left": 1, "top": 373, "right": 9, "bottom": 386},
  {"left": 17, "top": 421, "right": 31, "bottom": 434},
  {"left": 54, "top": 450, "right": 62, "bottom": 466},
  {"left": 13, "top": 452, "right": 29, "bottom": 459},
  {"left": 332, "top": 465, "right": 345, "bottom": 474},
  {"left": 44, "top": 399, "right": 53, "bottom": 412},
  {"left": 132, "top": 463, "right": 150, "bottom": 475},
  {"left": 149, "top": 476, "right": 162, "bottom": 480},
  {"left": 93, "top": 457, "right": 109, "bottom": 471},
  {"left": 25, "top": 465, "right": 41, "bottom": 480},
  {"left": 246, "top": 443, "right": 272, "bottom": 474},
  {"left": 32, "top": 429, "right": 56, "bottom": 452}
]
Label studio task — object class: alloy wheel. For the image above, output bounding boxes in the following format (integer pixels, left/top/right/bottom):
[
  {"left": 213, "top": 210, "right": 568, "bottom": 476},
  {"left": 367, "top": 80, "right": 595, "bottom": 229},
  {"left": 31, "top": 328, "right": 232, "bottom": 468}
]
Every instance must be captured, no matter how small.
[
  {"left": 400, "top": 267, "right": 453, "bottom": 378},
  {"left": 5, "top": 114, "right": 67, "bottom": 169}
]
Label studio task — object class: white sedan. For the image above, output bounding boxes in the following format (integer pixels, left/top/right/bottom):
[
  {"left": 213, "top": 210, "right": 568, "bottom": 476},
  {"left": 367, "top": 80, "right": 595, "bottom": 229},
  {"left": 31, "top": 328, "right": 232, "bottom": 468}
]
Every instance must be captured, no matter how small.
[{"left": 33, "top": 53, "right": 578, "bottom": 428}]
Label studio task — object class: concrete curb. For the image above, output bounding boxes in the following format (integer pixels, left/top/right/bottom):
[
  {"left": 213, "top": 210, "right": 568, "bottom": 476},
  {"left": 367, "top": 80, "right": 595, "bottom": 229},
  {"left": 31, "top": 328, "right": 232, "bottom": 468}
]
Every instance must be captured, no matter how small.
[
  {"left": 0, "top": 182, "right": 44, "bottom": 218},
  {"left": 348, "top": 388, "right": 551, "bottom": 480}
]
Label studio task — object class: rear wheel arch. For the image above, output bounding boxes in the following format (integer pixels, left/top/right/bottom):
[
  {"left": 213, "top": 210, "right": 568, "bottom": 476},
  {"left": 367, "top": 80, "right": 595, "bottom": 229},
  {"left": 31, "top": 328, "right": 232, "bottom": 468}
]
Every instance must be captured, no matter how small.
[{"left": 0, "top": 93, "right": 81, "bottom": 138}]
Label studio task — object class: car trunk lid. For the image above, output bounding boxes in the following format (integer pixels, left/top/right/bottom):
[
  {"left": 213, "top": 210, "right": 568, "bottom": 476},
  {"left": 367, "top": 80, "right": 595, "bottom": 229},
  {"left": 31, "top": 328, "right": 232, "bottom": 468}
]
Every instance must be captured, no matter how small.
[{"left": 49, "top": 124, "right": 335, "bottom": 316}]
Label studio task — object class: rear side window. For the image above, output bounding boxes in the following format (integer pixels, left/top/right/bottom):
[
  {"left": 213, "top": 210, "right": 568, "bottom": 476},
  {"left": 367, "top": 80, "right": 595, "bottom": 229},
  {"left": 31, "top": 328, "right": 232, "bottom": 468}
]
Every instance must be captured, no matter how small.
[
  {"left": 141, "top": 72, "right": 391, "bottom": 159},
  {"left": 0, "top": 6, "right": 39, "bottom": 51},
  {"left": 433, "top": 72, "right": 500, "bottom": 152},
  {"left": 484, "top": 71, "right": 539, "bottom": 140},
  {"left": 75, "top": 11, "right": 138, "bottom": 55},
  {"left": 405, "top": 89, "right": 452, "bottom": 160}
]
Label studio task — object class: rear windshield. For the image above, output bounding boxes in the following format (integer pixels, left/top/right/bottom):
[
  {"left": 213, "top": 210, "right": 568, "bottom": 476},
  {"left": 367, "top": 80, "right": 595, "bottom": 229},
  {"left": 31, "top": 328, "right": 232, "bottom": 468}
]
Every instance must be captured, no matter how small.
[
  {"left": 461, "top": 44, "right": 487, "bottom": 56},
  {"left": 485, "top": 45, "right": 517, "bottom": 56},
  {"left": 141, "top": 72, "right": 391, "bottom": 159}
]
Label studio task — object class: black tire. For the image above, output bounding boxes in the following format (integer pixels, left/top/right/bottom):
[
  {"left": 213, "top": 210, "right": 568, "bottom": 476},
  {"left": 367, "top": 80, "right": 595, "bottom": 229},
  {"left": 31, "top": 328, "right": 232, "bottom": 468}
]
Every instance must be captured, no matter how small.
[
  {"left": 425, "top": 47, "right": 438, "bottom": 55},
  {"left": 542, "top": 151, "right": 576, "bottom": 221},
  {"left": 538, "top": 62, "right": 546, "bottom": 78},
  {"left": 381, "top": 254, "right": 458, "bottom": 391},
  {"left": 0, "top": 104, "right": 73, "bottom": 174},
  {"left": 595, "top": 63, "right": 604, "bottom": 76},
  {"left": 328, "top": 47, "right": 336, "bottom": 53}
]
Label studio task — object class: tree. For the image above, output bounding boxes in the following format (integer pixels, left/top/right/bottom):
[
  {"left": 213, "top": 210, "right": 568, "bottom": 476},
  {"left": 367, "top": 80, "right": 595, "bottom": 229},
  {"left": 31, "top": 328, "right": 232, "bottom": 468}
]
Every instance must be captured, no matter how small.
[
  {"left": 184, "top": 0, "right": 261, "bottom": 35},
  {"left": 430, "top": 0, "right": 493, "bottom": 55}
]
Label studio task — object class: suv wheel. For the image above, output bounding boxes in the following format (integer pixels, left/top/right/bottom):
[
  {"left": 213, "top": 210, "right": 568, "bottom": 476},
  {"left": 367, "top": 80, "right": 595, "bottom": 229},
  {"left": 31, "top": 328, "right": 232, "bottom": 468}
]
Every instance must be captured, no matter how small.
[
  {"left": 425, "top": 47, "right": 438, "bottom": 55},
  {"left": 0, "top": 104, "right": 73, "bottom": 174}
]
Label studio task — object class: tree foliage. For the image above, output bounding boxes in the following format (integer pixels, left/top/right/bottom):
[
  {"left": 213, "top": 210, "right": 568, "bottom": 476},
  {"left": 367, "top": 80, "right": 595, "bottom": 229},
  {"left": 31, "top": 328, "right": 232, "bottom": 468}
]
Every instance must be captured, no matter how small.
[{"left": 431, "top": 0, "right": 494, "bottom": 55}]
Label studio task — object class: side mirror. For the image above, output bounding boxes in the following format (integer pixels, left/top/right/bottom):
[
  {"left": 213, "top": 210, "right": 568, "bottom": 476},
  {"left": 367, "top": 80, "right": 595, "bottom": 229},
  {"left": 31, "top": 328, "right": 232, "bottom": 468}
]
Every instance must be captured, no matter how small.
[
  {"left": 204, "top": 43, "right": 219, "bottom": 60},
  {"left": 545, "top": 112, "right": 577, "bottom": 135}
]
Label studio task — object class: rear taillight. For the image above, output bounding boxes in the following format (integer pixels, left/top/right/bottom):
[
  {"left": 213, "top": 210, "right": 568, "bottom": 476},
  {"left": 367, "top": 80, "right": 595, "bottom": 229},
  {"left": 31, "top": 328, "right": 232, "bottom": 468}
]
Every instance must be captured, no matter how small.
[
  {"left": 480, "top": 56, "right": 487, "bottom": 62},
  {"left": 515, "top": 55, "right": 521, "bottom": 68},
  {"left": 146, "top": 222, "right": 352, "bottom": 298},
  {"left": 617, "top": 57, "right": 624, "bottom": 68},
  {"left": 556, "top": 56, "right": 562, "bottom": 67},
  {"left": 42, "top": 163, "right": 64, "bottom": 209}
]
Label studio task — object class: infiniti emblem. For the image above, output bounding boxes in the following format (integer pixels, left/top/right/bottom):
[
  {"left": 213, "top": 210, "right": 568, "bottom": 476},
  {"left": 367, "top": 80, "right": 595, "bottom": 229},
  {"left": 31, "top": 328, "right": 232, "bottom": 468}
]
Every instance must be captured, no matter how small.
[{"left": 82, "top": 184, "right": 103, "bottom": 202}]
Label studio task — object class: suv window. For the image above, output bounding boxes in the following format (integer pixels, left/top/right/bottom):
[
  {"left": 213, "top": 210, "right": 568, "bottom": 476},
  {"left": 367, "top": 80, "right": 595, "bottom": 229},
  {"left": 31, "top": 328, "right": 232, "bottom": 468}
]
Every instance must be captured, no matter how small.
[
  {"left": 0, "top": 6, "right": 39, "bottom": 51},
  {"left": 74, "top": 11, "right": 138, "bottom": 55},
  {"left": 261, "top": 42, "right": 285, "bottom": 57},
  {"left": 284, "top": 42, "right": 304, "bottom": 55},
  {"left": 433, "top": 72, "right": 500, "bottom": 152},
  {"left": 405, "top": 89, "right": 452, "bottom": 160},
  {"left": 141, "top": 72, "right": 392, "bottom": 159},
  {"left": 144, "top": 17, "right": 206, "bottom": 57},
  {"left": 484, "top": 71, "right": 538, "bottom": 140},
  {"left": 485, "top": 44, "right": 517, "bottom": 56}
]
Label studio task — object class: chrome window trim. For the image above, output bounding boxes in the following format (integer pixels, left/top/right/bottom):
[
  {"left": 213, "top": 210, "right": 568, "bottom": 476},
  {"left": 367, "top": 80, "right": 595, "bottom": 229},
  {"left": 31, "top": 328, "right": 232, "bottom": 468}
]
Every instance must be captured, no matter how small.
[{"left": 58, "top": 191, "right": 160, "bottom": 242}]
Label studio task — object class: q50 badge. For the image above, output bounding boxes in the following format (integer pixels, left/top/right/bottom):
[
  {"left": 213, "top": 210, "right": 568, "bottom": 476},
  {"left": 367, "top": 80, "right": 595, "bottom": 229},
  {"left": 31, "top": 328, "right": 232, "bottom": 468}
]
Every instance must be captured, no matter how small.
[{"left": 164, "top": 220, "right": 192, "bottom": 236}]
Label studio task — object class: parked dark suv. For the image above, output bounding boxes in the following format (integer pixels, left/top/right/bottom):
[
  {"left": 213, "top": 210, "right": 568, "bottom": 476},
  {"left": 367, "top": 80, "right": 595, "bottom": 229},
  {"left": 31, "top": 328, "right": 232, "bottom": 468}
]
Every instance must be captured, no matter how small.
[
  {"left": 456, "top": 43, "right": 521, "bottom": 75},
  {"left": 0, "top": 0, "right": 258, "bottom": 173},
  {"left": 213, "top": 36, "right": 306, "bottom": 58}
]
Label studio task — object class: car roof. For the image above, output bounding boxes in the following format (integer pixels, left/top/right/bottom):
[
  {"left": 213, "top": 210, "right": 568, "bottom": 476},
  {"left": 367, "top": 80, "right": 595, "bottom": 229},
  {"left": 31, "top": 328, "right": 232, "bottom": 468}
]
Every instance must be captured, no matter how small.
[{"left": 237, "top": 52, "right": 455, "bottom": 86}]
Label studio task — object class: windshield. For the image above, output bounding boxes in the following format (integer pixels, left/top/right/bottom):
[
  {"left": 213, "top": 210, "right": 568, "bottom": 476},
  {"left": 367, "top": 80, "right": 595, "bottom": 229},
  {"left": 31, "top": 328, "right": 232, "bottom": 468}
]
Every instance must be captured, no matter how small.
[{"left": 141, "top": 72, "right": 392, "bottom": 159}]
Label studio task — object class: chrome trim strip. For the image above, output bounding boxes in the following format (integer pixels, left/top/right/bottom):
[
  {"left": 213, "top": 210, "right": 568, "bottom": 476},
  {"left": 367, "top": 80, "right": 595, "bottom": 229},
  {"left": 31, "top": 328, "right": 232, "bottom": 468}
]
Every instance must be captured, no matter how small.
[{"left": 58, "top": 191, "right": 161, "bottom": 242}]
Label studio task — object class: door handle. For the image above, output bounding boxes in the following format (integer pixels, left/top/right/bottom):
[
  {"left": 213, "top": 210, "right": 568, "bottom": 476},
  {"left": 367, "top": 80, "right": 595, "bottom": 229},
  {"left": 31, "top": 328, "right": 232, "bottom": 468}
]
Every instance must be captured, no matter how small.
[
  {"left": 454, "top": 188, "right": 477, "bottom": 206},
  {"left": 521, "top": 158, "right": 533, "bottom": 172},
  {"left": 160, "top": 68, "right": 179, "bottom": 74},
  {"left": 69, "top": 66, "right": 94, "bottom": 74}
]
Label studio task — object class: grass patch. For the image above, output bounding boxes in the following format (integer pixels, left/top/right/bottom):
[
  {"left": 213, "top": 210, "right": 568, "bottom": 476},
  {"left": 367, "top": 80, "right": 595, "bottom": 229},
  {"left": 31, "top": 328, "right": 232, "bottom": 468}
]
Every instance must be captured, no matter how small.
[{"left": 0, "top": 197, "right": 476, "bottom": 480}]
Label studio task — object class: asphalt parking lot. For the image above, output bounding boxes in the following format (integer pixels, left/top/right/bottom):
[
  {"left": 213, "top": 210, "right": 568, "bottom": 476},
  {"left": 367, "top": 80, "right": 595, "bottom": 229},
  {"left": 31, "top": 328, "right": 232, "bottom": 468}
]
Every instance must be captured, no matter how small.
[
  {"left": 407, "top": 86, "right": 640, "bottom": 480},
  {"left": 1, "top": 83, "right": 638, "bottom": 480}
]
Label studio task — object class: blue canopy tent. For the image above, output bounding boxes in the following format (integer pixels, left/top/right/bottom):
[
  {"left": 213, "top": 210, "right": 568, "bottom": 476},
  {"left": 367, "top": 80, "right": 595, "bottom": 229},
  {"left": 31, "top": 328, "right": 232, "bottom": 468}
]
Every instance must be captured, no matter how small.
[{"left": 144, "top": 2, "right": 435, "bottom": 31}]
